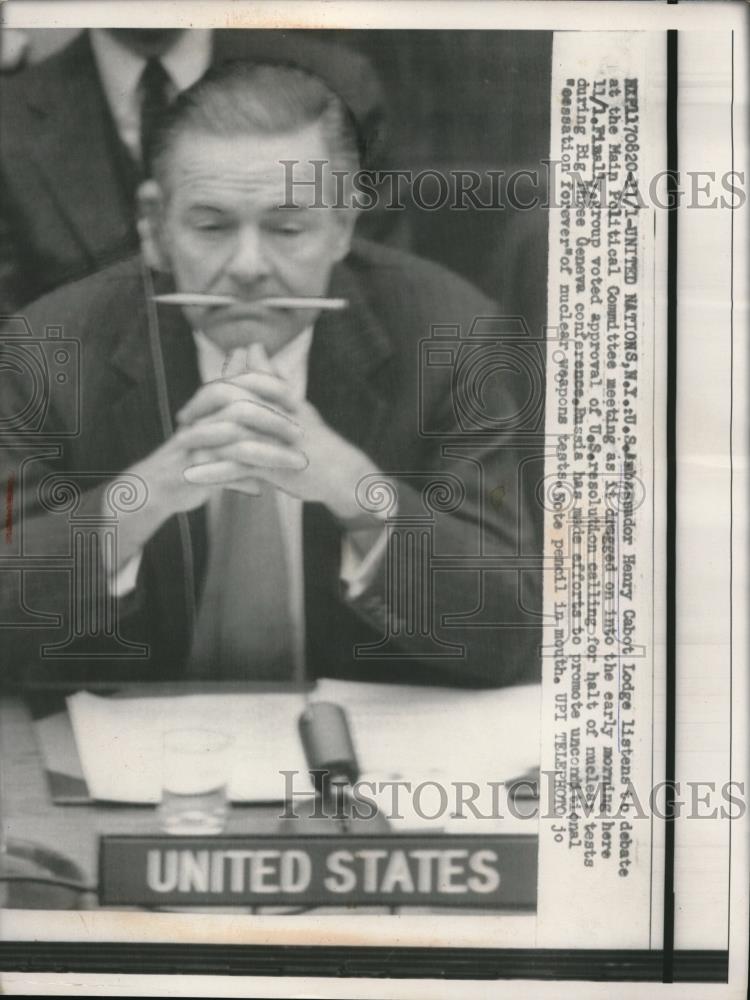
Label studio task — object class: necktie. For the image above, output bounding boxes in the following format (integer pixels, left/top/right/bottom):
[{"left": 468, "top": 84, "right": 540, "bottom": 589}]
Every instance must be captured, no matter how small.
[
  {"left": 187, "top": 486, "right": 296, "bottom": 681},
  {"left": 139, "top": 58, "right": 171, "bottom": 174},
  {"left": 187, "top": 338, "right": 296, "bottom": 682}
]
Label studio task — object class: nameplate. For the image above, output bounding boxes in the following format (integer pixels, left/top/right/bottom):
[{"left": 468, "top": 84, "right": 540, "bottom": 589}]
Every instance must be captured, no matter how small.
[{"left": 99, "top": 834, "right": 537, "bottom": 908}]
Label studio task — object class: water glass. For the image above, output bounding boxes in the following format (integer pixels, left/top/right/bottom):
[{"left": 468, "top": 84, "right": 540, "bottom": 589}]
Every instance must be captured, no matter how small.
[{"left": 158, "top": 728, "right": 233, "bottom": 835}]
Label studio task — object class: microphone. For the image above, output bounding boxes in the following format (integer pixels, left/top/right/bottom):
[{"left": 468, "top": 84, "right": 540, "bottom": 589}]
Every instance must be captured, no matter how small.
[
  {"left": 278, "top": 700, "right": 388, "bottom": 834},
  {"left": 298, "top": 702, "right": 359, "bottom": 829}
]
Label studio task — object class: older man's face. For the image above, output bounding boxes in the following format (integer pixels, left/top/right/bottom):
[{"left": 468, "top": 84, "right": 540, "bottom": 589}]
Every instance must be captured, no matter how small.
[{"left": 158, "top": 124, "right": 355, "bottom": 354}]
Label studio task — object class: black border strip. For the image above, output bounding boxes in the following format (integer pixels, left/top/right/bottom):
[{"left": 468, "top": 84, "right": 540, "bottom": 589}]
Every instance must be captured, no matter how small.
[
  {"left": 0, "top": 945, "right": 728, "bottom": 981},
  {"left": 663, "top": 25, "right": 679, "bottom": 985}
]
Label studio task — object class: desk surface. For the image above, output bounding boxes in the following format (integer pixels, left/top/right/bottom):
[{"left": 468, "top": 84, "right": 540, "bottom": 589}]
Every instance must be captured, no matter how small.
[
  {"left": 0, "top": 697, "right": 283, "bottom": 895},
  {"left": 1, "top": 696, "right": 538, "bottom": 923}
]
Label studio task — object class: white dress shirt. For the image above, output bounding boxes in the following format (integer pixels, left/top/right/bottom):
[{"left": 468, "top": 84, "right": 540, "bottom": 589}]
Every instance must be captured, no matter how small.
[
  {"left": 89, "top": 29, "right": 213, "bottom": 160},
  {"left": 113, "top": 328, "right": 388, "bottom": 676}
]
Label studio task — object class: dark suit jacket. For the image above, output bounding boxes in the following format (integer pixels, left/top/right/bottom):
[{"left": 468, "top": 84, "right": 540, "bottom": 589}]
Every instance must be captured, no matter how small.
[
  {"left": 0, "top": 30, "right": 385, "bottom": 314},
  {"left": 0, "top": 240, "right": 544, "bottom": 689}
]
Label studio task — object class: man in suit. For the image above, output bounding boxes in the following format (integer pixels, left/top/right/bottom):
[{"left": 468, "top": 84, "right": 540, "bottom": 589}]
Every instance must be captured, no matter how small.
[
  {"left": 0, "top": 61, "right": 543, "bottom": 689},
  {"left": 0, "top": 28, "right": 384, "bottom": 313}
]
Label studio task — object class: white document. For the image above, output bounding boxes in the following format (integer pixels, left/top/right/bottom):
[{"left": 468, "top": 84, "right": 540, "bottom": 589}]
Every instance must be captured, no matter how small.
[
  {"left": 317, "top": 679, "right": 541, "bottom": 787},
  {"left": 67, "top": 681, "right": 541, "bottom": 804},
  {"left": 66, "top": 690, "right": 311, "bottom": 803}
]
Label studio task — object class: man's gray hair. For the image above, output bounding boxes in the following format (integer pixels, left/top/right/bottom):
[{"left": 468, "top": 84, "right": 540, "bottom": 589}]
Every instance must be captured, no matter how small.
[{"left": 150, "top": 59, "right": 361, "bottom": 186}]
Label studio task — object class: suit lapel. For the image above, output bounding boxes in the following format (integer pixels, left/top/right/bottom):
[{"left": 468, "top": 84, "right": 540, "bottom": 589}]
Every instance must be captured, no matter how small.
[
  {"left": 306, "top": 260, "right": 393, "bottom": 460},
  {"left": 25, "top": 33, "right": 137, "bottom": 266},
  {"left": 303, "top": 259, "right": 394, "bottom": 679},
  {"left": 109, "top": 269, "right": 201, "bottom": 456},
  {"left": 109, "top": 266, "right": 207, "bottom": 650}
]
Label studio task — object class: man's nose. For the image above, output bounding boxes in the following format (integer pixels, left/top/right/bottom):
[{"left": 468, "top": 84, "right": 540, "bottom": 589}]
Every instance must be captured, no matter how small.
[{"left": 225, "top": 227, "right": 271, "bottom": 283}]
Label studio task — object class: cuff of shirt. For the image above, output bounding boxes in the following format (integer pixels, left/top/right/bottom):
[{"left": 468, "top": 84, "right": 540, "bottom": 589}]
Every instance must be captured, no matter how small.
[
  {"left": 110, "top": 551, "right": 143, "bottom": 598},
  {"left": 340, "top": 520, "right": 390, "bottom": 601}
]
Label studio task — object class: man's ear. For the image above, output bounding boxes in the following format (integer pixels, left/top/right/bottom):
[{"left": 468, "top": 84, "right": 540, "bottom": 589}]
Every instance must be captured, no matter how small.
[
  {"left": 330, "top": 207, "right": 358, "bottom": 263},
  {"left": 136, "top": 180, "right": 171, "bottom": 271}
]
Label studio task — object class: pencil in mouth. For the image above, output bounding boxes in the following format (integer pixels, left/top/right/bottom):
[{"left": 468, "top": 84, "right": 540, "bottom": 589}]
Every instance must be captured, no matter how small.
[{"left": 151, "top": 293, "right": 348, "bottom": 311}]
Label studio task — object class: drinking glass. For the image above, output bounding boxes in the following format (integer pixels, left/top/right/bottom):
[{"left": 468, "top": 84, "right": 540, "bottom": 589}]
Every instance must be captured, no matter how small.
[{"left": 158, "top": 729, "right": 233, "bottom": 835}]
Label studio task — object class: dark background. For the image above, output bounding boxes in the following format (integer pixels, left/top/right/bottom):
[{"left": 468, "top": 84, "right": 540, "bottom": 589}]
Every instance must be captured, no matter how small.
[{"left": 303, "top": 29, "right": 551, "bottom": 329}]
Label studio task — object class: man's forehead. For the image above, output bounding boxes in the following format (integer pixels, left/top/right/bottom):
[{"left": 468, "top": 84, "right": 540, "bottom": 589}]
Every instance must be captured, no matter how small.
[
  {"left": 173, "top": 161, "right": 288, "bottom": 200},
  {"left": 168, "top": 124, "right": 331, "bottom": 197}
]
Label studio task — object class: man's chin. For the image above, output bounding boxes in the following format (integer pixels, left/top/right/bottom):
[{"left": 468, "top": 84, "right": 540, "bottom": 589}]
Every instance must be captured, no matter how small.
[{"left": 200, "top": 316, "right": 300, "bottom": 356}]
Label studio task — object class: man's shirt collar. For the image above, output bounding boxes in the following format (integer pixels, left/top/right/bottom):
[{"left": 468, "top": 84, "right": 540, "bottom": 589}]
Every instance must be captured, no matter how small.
[{"left": 192, "top": 327, "right": 315, "bottom": 400}]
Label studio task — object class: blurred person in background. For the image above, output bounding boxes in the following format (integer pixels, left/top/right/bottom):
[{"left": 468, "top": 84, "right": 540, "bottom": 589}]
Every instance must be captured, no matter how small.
[
  {"left": 0, "top": 30, "right": 30, "bottom": 73},
  {"left": 0, "top": 28, "right": 384, "bottom": 313}
]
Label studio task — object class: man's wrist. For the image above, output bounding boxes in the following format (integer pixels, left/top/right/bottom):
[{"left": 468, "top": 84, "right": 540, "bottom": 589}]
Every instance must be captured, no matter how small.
[
  {"left": 132, "top": 453, "right": 181, "bottom": 524},
  {"left": 111, "top": 459, "right": 181, "bottom": 571},
  {"left": 328, "top": 458, "right": 389, "bottom": 528}
]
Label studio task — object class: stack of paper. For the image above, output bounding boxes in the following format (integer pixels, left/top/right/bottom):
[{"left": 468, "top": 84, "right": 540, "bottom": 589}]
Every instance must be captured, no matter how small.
[
  {"left": 319, "top": 679, "right": 541, "bottom": 787},
  {"left": 66, "top": 690, "right": 310, "bottom": 803},
  {"left": 66, "top": 681, "right": 541, "bottom": 805}
]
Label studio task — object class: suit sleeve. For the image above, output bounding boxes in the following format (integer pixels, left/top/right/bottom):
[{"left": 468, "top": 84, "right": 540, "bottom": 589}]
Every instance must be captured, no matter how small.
[
  {"left": 340, "top": 273, "right": 545, "bottom": 688},
  {"left": 0, "top": 294, "right": 147, "bottom": 687},
  {"left": 0, "top": 170, "right": 32, "bottom": 315}
]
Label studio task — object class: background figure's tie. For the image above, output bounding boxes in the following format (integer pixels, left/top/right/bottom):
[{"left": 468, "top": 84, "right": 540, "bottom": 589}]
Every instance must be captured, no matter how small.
[{"left": 139, "top": 58, "right": 171, "bottom": 174}]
